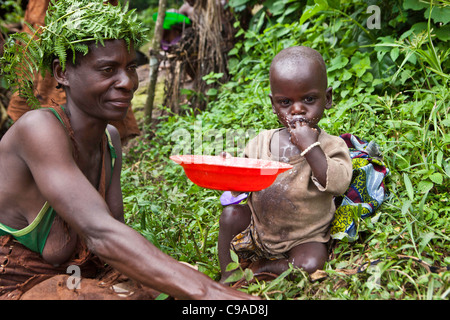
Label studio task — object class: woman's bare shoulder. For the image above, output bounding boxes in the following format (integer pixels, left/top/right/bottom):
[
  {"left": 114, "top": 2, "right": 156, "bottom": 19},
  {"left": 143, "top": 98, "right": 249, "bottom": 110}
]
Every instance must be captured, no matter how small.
[{"left": 7, "top": 109, "right": 72, "bottom": 160}]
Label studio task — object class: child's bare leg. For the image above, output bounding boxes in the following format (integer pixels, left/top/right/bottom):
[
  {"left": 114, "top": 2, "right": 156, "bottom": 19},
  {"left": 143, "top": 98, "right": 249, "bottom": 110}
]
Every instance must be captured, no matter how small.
[
  {"left": 250, "top": 242, "right": 328, "bottom": 275},
  {"left": 287, "top": 242, "right": 328, "bottom": 273},
  {"left": 218, "top": 204, "right": 252, "bottom": 283}
]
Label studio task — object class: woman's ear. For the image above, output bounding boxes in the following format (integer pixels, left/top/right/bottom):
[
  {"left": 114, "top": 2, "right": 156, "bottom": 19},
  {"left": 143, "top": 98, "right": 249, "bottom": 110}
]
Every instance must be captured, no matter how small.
[{"left": 52, "top": 59, "right": 69, "bottom": 88}]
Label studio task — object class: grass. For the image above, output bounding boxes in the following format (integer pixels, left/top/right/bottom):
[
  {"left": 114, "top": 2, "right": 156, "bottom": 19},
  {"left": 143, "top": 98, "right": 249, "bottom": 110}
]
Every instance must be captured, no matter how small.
[
  {"left": 120, "top": 2, "right": 449, "bottom": 300},
  {"left": 121, "top": 87, "right": 449, "bottom": 300}
]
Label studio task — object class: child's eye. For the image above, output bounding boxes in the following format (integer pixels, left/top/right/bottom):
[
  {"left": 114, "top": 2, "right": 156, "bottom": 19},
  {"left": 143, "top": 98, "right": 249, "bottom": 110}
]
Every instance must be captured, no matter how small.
[
  {"left": 304, "top": 96, "right": 316, "bottom": 103},
  {"left": 279, "top": 99, "right": 291, "bottom": 106}
]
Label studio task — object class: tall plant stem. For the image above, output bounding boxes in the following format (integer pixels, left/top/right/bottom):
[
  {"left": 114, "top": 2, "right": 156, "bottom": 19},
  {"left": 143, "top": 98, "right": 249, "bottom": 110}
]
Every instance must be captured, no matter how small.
[{"left": 144, "top": 0, "right": 167, "bottom": 127}]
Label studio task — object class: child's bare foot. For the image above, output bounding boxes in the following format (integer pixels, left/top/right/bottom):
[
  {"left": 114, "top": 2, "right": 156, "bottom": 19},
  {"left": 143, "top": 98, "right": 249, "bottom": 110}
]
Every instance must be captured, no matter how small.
[{"left": 248, "top": 258, "right": 271, "bottom": 274}]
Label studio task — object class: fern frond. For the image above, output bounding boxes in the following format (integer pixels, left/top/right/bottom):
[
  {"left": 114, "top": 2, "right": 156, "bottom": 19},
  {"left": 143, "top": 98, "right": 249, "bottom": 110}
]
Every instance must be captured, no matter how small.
[
  {"left": 73, "top": 43, "right": 89, "bottom": 56},
  {"left": 54, "top": 37, "right": 67, "bottom": 70},
  {"left": 0, "top": 0, "right": 149, "bottom": 108}
]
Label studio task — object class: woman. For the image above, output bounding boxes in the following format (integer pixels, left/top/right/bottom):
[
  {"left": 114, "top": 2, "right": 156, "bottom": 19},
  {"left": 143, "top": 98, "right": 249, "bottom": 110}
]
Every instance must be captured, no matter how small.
[{"left": 0, "top": 0, "right": 256, "bottom": 300}]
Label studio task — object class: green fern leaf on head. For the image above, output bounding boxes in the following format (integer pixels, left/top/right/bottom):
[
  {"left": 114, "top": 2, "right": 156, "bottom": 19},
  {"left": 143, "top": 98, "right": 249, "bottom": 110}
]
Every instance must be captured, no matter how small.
[{"left": 0, "top": 0, "right": 148, "bottom": 108}]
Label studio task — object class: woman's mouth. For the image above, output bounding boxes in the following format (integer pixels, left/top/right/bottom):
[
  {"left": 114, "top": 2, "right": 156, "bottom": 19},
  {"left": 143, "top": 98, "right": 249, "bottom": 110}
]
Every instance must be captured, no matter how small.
[{"left": 108, "top": 99, "right": 132, "bottom": 108}]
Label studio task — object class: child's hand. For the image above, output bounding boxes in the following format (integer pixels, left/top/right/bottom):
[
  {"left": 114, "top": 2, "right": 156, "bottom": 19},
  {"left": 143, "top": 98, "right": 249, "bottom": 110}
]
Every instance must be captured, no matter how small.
[
  {"left": 220, "top": 151, "right": 233, "bottom": 159},
  {"left": 288, "top": 120, "right": 319, "bottom": 151}
]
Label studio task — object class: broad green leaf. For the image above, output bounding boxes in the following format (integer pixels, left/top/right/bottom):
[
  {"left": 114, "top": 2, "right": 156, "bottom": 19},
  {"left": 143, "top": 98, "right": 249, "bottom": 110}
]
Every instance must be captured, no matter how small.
[
  {"left": 401, "top": 200, "right": 412, "bottom": 215},
  {"left": 425, "top": 6, "right": 450, "bottom": 24},
  {"left": 230, "top": 249, "right": 239, "bottom": 263},
  {"left": 300, "top": 0, "right": 328, "bottom": 25},
  {"left": 224, "top": 269, "right": 244, "bottom": 283},
  {"left": 390, "top": 47, "right": 400, "bottom": 62},
  {"left": 429, "top": 172, "right": 443, "bottom": 185},
  {"left": 403, "top": 0, "right": 428, "bottom": 11},
  {"left": 244, "top": 268, "right": 254, "bottom": 281},
  {"left": 403, "top": 173, "right": 414, "bottom": 201},
  {"left": 327, "top": 56, "right": 349, "bottom": 72},
  {"left": 225, "top": 262, "right": 240, "bottom": 272},
  {"left": 419, "top": 232, "right": 435, "bottom": 254},
  {"left": 206, "top": 88, "right": 218, "bottom": 96},
  {"left": 418, "top": 180, "right": 433, "bottom": 194}
]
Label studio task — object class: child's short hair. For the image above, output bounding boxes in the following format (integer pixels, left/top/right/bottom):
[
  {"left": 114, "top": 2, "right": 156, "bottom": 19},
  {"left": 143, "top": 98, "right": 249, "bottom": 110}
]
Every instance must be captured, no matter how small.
[{"left": 269, "top": 46, "right": 328, "bottom": 89}]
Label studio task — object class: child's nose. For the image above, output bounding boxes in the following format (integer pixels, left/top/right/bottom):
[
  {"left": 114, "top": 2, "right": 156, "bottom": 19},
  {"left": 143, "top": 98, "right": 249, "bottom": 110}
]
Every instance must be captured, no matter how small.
[{"left": 291, "top": 102, "right": 306, "bottom": 114}]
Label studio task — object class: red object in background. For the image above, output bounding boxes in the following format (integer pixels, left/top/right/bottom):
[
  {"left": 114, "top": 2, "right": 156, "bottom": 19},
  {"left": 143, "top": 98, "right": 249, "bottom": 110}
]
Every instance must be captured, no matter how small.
[{"left": 170, "top": 155, "right": 293, "bottom": 192}]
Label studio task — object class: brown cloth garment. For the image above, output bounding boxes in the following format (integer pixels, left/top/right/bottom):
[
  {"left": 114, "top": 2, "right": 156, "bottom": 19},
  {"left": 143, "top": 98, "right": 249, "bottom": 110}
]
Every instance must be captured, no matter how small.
[
  {"left": 244, "top": 128, "right": 353, "bottom": 256},
  {"left": 6, "top": 0, "right": 140, "bottom": 144},
  {"left": 0, "top": 105, "right": 159, "bottom": 300}
]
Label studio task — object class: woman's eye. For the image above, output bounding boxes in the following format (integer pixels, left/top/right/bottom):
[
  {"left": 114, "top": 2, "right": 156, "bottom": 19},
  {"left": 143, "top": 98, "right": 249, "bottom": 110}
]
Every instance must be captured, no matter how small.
[
  {"left": 128, "top": 64, "right": 138, "bottom": 72},
  {"left": 102, "top": 67, "right": 114, "bottom": 73}
]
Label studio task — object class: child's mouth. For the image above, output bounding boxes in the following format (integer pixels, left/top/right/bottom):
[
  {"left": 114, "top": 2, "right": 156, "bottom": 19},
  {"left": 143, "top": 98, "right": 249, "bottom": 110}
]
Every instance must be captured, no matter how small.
[{"left": 288, "top": 116, "right": 309, "bottom": 127}]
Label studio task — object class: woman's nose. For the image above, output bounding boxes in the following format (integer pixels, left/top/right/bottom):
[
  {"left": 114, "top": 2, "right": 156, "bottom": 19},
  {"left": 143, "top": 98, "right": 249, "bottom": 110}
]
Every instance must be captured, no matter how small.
[{"left": 116, "top": 70, "right": 136, "bottom": 91}]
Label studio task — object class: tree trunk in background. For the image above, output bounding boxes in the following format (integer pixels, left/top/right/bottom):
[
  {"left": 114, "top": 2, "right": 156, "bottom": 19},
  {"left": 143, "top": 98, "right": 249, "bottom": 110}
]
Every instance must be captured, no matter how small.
[
  {"left": 144, "top": 0, "right": 167, "bottom": 127},
  {"left": 162, "top": 0, "right": 237, "bottom": 115}
]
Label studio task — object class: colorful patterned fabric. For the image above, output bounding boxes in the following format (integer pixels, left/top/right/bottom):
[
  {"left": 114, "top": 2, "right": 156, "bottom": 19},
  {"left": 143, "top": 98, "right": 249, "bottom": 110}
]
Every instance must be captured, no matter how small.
[
  {"left": 330, "top": 133, "right": 389, "bottom": 241},
  {"left": 230, "top": 216, "right": 287, "bottom": 262}
]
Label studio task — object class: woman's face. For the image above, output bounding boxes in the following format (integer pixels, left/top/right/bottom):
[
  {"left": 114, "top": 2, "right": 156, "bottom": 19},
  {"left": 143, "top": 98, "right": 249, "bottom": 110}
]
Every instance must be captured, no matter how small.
[{"left": 63, "top": 39, "right": 139, "bottom": 121}]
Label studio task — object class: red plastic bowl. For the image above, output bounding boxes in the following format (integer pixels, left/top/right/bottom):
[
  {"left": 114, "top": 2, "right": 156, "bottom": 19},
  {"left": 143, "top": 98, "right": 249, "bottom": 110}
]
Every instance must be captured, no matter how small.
[{"left": 170, "top": 155, "right": 293, "bottom": 191}]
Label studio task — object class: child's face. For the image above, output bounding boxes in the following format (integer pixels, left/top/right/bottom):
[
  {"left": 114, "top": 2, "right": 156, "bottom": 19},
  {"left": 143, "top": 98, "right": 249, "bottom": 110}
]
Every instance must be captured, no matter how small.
[{"left": 269, "top": 60, "right": 332, "bottom": 129}]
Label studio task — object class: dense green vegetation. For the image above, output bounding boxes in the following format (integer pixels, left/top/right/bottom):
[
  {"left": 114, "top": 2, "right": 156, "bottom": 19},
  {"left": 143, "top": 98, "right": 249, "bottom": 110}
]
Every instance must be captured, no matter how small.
[
  {"left": 3, "top": 0, "right": 447, "bottom": 300},
  {"left": 124, "top": 0, "right": 449, "bottom": 299}
]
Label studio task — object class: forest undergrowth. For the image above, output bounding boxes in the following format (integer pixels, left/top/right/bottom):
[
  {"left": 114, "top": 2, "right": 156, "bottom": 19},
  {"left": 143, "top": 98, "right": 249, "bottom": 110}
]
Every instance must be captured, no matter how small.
[{"left": 122, "top": 0, "right": 449, "bottom": 299}]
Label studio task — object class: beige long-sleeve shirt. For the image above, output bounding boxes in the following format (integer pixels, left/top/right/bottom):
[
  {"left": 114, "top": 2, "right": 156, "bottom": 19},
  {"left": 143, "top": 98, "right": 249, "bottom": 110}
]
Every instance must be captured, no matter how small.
[{"left": 245, "top": 128, "right": 352, "bottom": 255}]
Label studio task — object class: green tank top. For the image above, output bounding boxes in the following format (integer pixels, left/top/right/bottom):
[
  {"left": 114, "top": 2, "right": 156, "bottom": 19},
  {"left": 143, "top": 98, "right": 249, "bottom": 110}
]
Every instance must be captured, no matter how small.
[
  {"left": 0, "top": 203, "right": 56, "bottom": 254},
  {"left": 0, "top": 107, "right": 116, "bottom": 254}
]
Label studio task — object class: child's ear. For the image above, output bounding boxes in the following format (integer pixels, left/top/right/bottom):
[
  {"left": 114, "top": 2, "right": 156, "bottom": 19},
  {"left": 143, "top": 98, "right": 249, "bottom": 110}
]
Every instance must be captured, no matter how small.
[
  {"left": 269, "top": 94, "right": 276, "bottom": 114},
  {"left": 52, "top": 59, "right": 69, "bottom": 88},
  {"left": 325, "top": 87, "right": 333, "bottom": 109}
]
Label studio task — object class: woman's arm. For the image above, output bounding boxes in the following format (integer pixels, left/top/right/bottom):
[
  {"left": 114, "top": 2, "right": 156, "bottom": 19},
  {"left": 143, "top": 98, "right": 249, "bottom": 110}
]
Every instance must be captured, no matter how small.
[
  {"left": 105, "top": 124, "right": 125, "bottom": 223},
  {"left": 16, "top": 111, "right": 255, "bottom": 300}
]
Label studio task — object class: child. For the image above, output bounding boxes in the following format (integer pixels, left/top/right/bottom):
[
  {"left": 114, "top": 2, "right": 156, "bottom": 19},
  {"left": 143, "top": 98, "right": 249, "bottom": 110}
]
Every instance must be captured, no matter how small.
[
  {"left": 218, "top": 46, "right": 353, "bottom": 282},
  {"left": 0, "top": 0, "right": 254, "bottom": 300}
]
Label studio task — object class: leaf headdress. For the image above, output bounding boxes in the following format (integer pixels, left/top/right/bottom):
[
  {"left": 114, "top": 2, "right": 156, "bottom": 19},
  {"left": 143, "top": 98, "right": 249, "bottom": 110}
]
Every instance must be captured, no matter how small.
[{"left": 0, "top": 0, "right": 148, "bottom": 109}]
